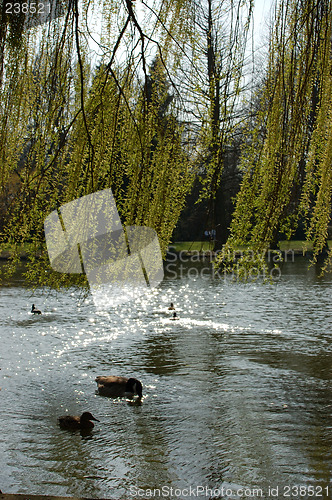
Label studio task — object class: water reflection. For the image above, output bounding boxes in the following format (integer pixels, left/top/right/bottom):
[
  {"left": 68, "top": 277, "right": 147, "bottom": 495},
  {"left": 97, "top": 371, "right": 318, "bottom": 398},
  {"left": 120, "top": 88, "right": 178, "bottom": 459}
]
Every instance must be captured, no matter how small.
[
  {"left": 142, "top": 334, "right": 185, "bottom": 375},
  {"left": 0, "top": 258, "right": 332, "bottom": 497}
]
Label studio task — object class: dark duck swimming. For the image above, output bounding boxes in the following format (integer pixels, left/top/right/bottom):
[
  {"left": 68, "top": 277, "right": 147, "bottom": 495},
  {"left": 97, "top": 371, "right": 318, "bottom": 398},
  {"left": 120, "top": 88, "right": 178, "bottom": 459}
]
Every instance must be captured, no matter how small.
[
  {"left": 58, "top": 411, "right": 99, "bottom": 430},
  {"left": 31, "top": 304, "right": 42, "bottom": 315},
  {"left": 95, "top": 376, "right": 143, "bottom": 399}
]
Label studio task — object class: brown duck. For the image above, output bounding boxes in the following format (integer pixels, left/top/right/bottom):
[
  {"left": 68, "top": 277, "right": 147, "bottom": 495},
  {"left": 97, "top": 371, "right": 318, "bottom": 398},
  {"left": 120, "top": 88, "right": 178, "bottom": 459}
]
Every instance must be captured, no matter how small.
[
  {"left": 58, "top": 411, "right": 99, "bottom": 430},
  {"left": 95, "top": 376, "right": 143, "bottom": 399}
]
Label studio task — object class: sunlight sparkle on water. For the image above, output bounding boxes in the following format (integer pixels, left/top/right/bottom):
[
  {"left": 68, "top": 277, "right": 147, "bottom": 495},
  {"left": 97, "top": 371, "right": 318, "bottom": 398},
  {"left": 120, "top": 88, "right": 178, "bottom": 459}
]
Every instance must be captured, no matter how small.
[{"left": 2, "top": 259, "right": 332, "bottom": 497}]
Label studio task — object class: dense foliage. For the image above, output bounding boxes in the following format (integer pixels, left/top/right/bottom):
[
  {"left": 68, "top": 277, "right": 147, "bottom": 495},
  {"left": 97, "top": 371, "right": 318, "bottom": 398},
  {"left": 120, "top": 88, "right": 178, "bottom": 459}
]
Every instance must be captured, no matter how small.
[
  {"left": 0, "top": 0, "right": 331, "bottom": 287},
  {"left": 0, "top": 0, "right": 195, "bottom": 286},
  {"left": 217, "top": 0, "right": 332, "bottom": 276}
]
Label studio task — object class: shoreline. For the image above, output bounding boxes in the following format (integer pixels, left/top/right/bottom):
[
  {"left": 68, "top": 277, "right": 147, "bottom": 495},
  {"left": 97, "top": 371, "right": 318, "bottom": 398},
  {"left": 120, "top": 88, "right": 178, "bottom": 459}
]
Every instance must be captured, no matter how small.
[
  {"left": 166, "top": 248, "right": 325, "bottom": 260},
  {"left": 0, "top": 495, "right": 98, "bottom": 500},
  {"left": 0, "top": 247, "right": 326, "bottom": 262}
]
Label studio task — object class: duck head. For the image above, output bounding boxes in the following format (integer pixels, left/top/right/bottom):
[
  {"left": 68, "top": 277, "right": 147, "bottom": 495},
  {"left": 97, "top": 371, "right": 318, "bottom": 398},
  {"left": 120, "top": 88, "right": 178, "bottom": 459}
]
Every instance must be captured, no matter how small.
[
  {"left": 81, "top": 412, "right": 100, "bottom": 423},
  {"left": 127, "top": 378, "right": 143, "bottom": 398}
]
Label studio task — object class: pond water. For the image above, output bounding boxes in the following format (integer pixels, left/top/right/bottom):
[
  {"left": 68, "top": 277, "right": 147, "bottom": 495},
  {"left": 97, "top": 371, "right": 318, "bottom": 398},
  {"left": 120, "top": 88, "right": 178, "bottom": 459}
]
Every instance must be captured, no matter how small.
[{"left": 0, "top": 256, "right": 332, "bottom": 499}]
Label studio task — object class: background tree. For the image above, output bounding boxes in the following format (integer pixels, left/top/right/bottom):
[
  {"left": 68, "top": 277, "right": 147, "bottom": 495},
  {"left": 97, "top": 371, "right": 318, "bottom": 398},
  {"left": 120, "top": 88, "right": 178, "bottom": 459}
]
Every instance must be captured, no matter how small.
[{"left": 163, "top": 0, "right": 253, "bottom": 246}]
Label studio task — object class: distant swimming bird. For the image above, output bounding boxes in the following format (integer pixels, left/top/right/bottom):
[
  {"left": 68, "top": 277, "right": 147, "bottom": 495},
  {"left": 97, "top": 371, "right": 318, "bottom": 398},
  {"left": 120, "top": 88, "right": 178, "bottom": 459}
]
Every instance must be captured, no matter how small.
[
  {"left": 168, "top": 302, "right": 175, "bottom": 310},
  {"left": 95, "top": 376, "right": 143, "bottom": 399},
  {"left": 58, "top": 411, "right": 99, "bottom": 430},
  {"left": 171, "top": 312, "right": 178, "bottom": 320},
  {"left": 31, "top": 304, "right": 42, "bottom": 315}
]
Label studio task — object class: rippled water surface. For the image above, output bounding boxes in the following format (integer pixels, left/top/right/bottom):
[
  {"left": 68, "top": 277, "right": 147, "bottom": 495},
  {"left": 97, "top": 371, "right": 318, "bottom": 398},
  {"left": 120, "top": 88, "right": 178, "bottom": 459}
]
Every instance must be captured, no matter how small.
[{"left": 1, "top": 258, "right": 332, "bottom": 499}]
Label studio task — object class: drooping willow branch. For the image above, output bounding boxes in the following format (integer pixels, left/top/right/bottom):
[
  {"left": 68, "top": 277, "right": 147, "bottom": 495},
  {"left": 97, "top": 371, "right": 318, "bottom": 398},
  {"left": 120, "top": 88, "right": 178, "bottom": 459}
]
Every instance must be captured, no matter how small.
[
  {"left": 216, "top": 0, "right": 332, "bottom": 276},
  {"left": 73, "top": 0, "right": 95, "bottom": 191}
]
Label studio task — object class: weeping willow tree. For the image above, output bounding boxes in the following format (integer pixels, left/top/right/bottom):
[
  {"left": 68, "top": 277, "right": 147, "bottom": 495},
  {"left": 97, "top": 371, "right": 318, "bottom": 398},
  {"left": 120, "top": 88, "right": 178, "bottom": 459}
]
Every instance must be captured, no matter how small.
[
  {"left": 66, "top": 58, "right": 191, "bottom": 252},
  {"left": 0, "top": 0, "right": 193, "bottom": 287},
  {"left": 0, "top": 2, "right": 77, "bottom": 285},
  {"left": 217, "top": 0, "right": 332, "bottom": 277}
]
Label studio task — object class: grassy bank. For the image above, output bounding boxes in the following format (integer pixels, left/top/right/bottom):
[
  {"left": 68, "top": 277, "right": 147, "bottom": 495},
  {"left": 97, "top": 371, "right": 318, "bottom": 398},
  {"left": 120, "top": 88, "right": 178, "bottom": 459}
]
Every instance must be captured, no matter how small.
[
  {"left": 169, "top": 240, "right": 332, "bottom": 253},
  {"left": 1, "top": 240, "right": 331, "bottom": 260}
]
